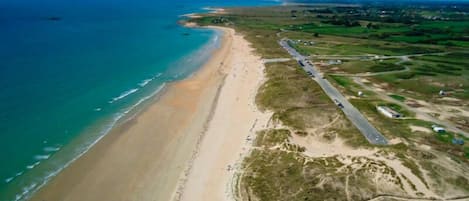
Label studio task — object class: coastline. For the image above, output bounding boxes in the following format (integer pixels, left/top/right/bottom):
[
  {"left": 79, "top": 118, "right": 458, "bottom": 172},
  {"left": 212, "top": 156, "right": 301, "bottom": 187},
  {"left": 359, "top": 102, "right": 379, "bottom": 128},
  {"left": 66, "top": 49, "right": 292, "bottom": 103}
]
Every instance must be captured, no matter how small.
[
  {"left": 30, "top": 26, "right": 233, "bottom": 201},
  {"left": 175, "top": 26, "right": 271, "bottom": 201}
]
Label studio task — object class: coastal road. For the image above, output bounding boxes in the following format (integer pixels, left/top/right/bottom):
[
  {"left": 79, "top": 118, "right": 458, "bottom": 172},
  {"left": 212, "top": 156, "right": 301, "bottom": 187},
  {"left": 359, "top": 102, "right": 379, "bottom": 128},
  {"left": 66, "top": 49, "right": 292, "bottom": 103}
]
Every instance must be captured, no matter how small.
[{"left": 279, "top": 39, "right": 388, "bottom": 145}]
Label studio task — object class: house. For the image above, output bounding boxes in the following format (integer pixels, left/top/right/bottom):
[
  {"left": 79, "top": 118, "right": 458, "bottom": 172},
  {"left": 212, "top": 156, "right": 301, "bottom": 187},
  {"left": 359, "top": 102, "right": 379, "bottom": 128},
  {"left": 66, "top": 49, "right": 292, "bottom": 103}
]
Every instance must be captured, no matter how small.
[
  {"left": 432, "top": 125, "right": 446, "bottom": 133},
  {"left": 377, "top": 106, "right": 401, "bottom": 118}
]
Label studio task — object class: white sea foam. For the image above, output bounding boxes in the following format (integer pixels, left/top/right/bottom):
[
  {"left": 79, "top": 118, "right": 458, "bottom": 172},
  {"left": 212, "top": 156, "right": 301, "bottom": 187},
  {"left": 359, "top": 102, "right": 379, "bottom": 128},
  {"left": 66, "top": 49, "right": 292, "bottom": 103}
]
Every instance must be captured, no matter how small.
[
  {"left": 109, "top": 88, "right": 139, "bottom": 103},
  {"left": 26, "top": 161, "right": 41, "bottom": 169},
  {"left": 34, "top": 155, "right": 50, "bottom": 160},
  {"left": 44, "top": 146, "right": 61, "bottom": 152},
  {"left": 138, "top": 79, "right": 153, "bottom": 87},
  {"left": 13, "top": 83, "right": 167, "bottom": 201},
  {"left": 14, "top": 183, "right": 37, "bottom": 201},
  {"left": 5, "top": 177, "right": 14, "bottom": 183},
  {"left": 124, "top": 83, "right": 166, "bottom": 115},
  {"left": 138, "top": 73, "right": 162, "bottom": 87},
  {"left": 4, "top": 170, "right": 26, "bottom": 184}
]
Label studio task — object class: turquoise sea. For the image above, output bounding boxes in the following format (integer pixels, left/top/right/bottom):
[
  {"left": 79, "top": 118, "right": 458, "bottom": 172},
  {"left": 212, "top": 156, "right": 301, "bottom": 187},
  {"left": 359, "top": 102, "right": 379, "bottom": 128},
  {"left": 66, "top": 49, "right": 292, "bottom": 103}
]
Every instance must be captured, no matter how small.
[{"left": 0, "top": 0, "right": 279, "bottom": 200}]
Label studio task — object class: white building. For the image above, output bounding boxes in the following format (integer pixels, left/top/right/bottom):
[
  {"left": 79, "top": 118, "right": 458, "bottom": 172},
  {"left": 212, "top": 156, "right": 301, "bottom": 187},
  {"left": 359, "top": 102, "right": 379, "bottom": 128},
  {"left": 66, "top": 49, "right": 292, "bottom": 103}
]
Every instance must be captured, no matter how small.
[
  {"left": 328, "top": 60, "right": 342, "bottom": 65},
  {"left": 377, "top": 106, "right": 401, "bottom": 118},
  {"left": 439, "top": 90, "right": 446, "bottom": 96}
]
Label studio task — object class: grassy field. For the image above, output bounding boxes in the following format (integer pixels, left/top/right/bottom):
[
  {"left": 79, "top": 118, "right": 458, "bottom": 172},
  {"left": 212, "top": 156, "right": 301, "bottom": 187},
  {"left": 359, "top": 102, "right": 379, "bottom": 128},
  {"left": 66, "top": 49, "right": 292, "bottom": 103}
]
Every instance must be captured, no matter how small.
[
  {"left": 256, "top": 61, "right": 332, "bottom": 130},
  {"left": 325, "top": 58, "right": 402, "bottom": 74},
  {"left": 189, "top": 0, "right": 469, "bottom": 155},
  {"left": 189, "top": 3, "right": 469, "bottom": 200}
]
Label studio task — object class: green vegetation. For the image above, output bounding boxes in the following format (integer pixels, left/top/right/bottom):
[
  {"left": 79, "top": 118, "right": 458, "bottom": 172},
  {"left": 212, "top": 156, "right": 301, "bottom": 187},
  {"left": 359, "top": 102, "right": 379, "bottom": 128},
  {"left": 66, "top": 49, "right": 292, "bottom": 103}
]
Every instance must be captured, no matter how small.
[
  {"left": 240, "top": 148, "right": 352, "bottom": 201},
  {"left": 194, "top": 3, "right": 469, "bottom": 102},
  {"left": 369, "top": 62, "right": 405, "bottom": 72},
  {"left": 255, "top": 129, "right": 291, "bottom": 148},
  {"left": 189, "top": 3, "right": 469, "bottom": 200},
  {"left": 429, "top": 132, "right": 469, "bottom": 159},
  {"left": 240, "top": 129, "right": 394, "bottom": 201},
  {"left": 350, "top": 98, "right": 414, "bottom": 139},
  {"left": 401, "top": 158, "right": 429, "bottom": 188},
  {"left": 419, "top": 161, "right": 469, "bottom": 193},
  {"left": 330, "top": 75, "right": 352, "bottom": 87},
  {"left": 329, "top": 75, "right": 374, "bottom": 98},
  {"left": 325, "top": 59, "right": 403, "bottom": 74},
  {"left": 256, "top": 61, "right": 334, "bottom": 130},
  {"left": 282, "top": 5, "right": 469, "bottom": 47},
  {"left": 389, "top": 94, "right": 406, "bottom": 102},
  {"left": 466, "top": 147, "right": 469, "bottom": 159}
]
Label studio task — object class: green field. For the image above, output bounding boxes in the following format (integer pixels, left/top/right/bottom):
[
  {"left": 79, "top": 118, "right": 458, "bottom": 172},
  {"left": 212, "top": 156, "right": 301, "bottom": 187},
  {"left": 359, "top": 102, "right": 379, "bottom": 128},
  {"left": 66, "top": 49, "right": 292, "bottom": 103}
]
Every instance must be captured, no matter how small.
[{"left": 189, "top": 4, "right": 469, "bottom": 200}]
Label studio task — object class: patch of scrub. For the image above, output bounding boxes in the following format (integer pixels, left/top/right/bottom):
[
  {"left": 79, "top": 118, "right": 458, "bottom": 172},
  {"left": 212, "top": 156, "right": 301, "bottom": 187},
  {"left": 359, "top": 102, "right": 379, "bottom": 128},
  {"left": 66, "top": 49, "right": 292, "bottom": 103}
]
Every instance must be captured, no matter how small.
[{"left": 410, "top": 125, "right": 432, "bottom": 133}]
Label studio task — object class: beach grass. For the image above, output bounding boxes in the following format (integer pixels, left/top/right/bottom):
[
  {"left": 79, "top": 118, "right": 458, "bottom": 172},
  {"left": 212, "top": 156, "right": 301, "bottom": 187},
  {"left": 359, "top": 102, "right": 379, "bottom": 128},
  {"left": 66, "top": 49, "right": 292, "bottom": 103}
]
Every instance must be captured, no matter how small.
[{"left": 240, "top": 129, "right": 379, "bottom": 201}]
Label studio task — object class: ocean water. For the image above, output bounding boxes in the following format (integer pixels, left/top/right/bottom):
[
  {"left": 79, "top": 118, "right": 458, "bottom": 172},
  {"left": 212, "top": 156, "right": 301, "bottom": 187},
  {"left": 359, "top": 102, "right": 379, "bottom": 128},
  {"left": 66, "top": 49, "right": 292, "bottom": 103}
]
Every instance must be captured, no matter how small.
[{"left": 0, "top": 0, "right": 279, "bottom": 200}]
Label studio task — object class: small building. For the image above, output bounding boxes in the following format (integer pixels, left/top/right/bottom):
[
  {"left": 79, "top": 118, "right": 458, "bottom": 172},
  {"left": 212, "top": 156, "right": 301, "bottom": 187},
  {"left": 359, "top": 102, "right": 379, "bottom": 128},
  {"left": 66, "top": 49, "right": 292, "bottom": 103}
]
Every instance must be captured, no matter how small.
[
  {"left": 431, "top": 125, "right": 446, "bottom": 133},
  {"left": 358, "top": 91, "right": 364, "bottom": 97},
  {"left": 377, "top": 106, "right": 401, "bottom": 118},
  {"left": 439, "top": 90, "right": 446, "bottom": 96},
  {"left": 328, "top": 60, "right": 342, "bottom": 65},
  {"left": 452, "top": 138, "right": 464, "bottom": 145}
]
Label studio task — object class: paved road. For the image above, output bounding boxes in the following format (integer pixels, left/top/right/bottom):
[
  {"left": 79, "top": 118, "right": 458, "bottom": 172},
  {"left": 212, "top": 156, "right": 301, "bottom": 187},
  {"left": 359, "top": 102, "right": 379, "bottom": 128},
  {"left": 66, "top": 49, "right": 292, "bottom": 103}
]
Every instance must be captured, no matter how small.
[{"left": 279, "top": 39, "right": 388, "bottom": 145}]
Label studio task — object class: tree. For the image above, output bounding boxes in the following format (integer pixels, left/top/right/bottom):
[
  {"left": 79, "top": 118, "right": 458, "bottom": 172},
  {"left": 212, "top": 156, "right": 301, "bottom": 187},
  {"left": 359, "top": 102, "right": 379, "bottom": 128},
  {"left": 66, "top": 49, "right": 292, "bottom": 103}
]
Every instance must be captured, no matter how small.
[{"left": 314, "top": 33, "right": 319, "bottom": 37}]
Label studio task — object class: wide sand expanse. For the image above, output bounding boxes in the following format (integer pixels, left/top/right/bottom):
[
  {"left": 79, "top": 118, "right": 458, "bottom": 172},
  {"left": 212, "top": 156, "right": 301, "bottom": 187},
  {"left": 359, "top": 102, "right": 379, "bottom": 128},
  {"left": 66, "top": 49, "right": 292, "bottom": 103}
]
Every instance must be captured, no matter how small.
[
  {"left": 175, "top": 27, "right": 271, "bottom": 201},
  {"left": 31, "top": 27, "right": 235, "bottom": 201}
]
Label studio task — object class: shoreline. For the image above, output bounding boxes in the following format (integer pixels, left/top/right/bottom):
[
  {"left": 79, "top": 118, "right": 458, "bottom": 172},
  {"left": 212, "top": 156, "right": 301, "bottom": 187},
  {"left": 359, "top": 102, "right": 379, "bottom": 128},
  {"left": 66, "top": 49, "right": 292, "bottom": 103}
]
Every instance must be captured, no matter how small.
[
  {"left": 175, "top": 26, "right": 271, "bottom": 201},
  {"left": 30, "top": 26, "right": 233, "bottom": 201},
  {"left": 4, "top": 22, "right": 223, "bottom": 201}
]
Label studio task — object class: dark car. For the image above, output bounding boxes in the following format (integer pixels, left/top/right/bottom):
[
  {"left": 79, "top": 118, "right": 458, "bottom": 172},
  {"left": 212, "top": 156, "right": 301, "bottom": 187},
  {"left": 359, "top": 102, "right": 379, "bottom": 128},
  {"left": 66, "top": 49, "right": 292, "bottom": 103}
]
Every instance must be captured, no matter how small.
[
  {"left": 298, "top": 60, "right": 304, "bottom": 66},
  {"left": 333, "top": 99, "right": 344, "bottom": 108}
]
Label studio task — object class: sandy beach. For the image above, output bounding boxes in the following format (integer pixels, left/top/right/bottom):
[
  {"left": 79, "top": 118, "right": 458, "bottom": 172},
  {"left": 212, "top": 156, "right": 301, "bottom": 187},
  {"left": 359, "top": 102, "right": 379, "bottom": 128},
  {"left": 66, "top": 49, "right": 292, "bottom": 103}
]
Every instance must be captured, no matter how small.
[
  {"left": 175, "top": 27, "right": 271, "bottom": 201},
  {"left": 31, "top": 26, "right": 268, "bottom": 201}
]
